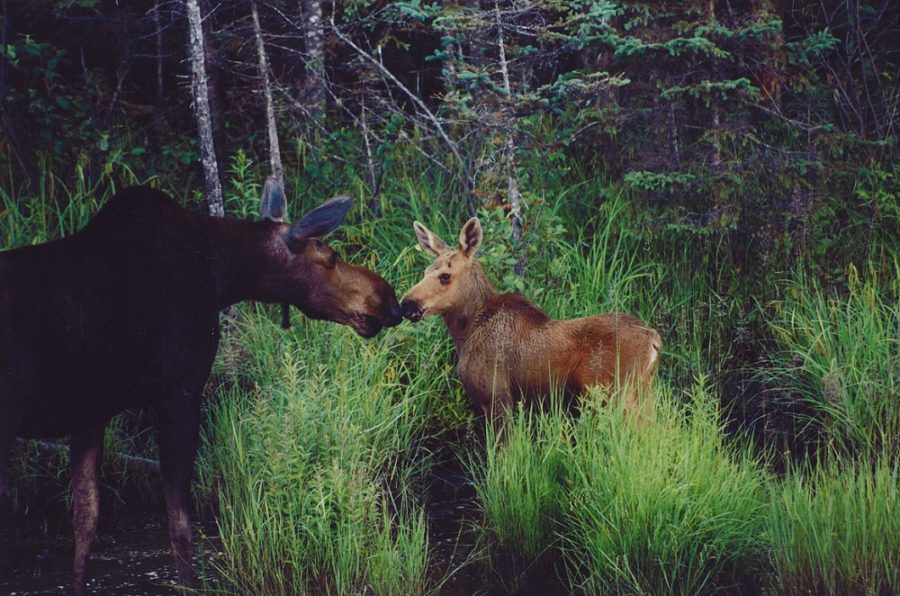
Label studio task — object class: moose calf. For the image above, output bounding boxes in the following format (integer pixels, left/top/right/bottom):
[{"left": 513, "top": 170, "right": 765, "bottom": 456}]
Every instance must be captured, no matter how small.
[
  {"left": 0, "top": 183, "right": 402, "bottom": 594},
  {"left": 401, "top": 217, "right": 661, "bottom": 423}
]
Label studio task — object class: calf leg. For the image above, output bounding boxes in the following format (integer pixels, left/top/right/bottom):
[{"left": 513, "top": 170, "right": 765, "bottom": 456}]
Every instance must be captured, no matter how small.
[
  {"left": 484, "top": 382, "right": 514, "bottom": 438},
  {"left": 622, "top": 373, "right": 655, "bottom": 426},
  {"left": 70, "top": 424, "right": 105, "bottom": 596},
  {"left": 158, "top": 399, "right": 201, "bottom": 591}
]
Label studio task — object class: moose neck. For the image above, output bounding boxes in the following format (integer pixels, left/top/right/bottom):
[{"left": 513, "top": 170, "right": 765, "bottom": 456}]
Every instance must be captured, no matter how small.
[
  {"left": 202, "top": 216, "right": 290, "bottom": 309},
  {"left": 442, "top": 260, "right": 496, "bottom": 351}
]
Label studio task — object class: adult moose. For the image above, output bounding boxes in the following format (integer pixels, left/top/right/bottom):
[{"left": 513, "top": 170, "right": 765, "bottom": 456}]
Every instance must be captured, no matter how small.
[
  {"left": 0, "top": 184, "right": 402, "bottom": 594},
  {"left": 401, "top": 217, "right": 661, "bottom": 424}
]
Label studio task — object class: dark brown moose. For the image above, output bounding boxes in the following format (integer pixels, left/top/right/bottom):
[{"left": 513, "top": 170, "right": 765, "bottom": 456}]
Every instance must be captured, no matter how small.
[
  {"left": 0, "top": 184, "right": 402, "bottom": 594},
  {"left": 401, "top": 217, "right": 661, "bottom": 423}
]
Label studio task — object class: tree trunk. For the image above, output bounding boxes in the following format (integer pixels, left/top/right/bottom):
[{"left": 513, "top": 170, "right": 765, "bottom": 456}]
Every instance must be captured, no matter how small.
[
  {"left": 495, "top": 0, "right": 525, "bottom": 278},
  {"left": 199, "top": 0, "right": 228, "bottom": 179},
  {"left": 185, "top": 0, "right": 224, "bottom": 216},
  {"left": 153, "top": 0, "right": 164, "bottom": 111},
  {"left": 300, "top": 0, "right": 326, "bottom": 116},
  {"left": 360, "top": 95, "right": 379, "bottom": 201},
  {"left": 251, "top": 1, "right": 283, "bottom": 191}
]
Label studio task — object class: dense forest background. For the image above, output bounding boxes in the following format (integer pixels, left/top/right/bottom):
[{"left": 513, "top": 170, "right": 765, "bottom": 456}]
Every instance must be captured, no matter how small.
[
  {"left": 1, "top": 1, "right": 898, "bottom": 594},
  {"left": 3, "top": 0, "right": 897, "bottom": 266}
]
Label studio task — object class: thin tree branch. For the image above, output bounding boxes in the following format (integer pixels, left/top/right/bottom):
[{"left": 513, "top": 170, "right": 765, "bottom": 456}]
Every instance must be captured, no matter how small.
[{"left": 328, "top": 15, "right": 471, "bottom": 191}]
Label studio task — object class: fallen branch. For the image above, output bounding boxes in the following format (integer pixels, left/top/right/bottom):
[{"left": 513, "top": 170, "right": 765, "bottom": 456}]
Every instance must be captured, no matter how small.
[{"left": 15, "top": 438, "right": 161, "bottom": 475}]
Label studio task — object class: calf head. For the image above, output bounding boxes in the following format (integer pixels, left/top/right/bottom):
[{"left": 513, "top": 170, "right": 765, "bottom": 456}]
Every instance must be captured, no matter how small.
[
  {"left": 401, "top": 217, "right": 484, "bottom": 322},
  {"left": 258, "top": 180, "right": 402, "bottom": 338}
]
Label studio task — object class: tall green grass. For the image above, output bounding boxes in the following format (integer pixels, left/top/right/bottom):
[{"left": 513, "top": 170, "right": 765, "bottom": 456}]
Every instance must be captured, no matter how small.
[
  {"left": 764, "top": 263, "right": 899, "bottom": 458},
  {"left": 469, "top": 379, "right": 771, "bottom": 594},
  {"left": 197, "top": 305, "right": 449, "bottom": 594},
  {"left": 467, "top": 399, "right": 572, "bottom": 590},
  {"left": 768, "top": 458, "right": 899, "bottom": 595},
  {"left": 563, "top": 380, "right": 770, "bottom": 595}
]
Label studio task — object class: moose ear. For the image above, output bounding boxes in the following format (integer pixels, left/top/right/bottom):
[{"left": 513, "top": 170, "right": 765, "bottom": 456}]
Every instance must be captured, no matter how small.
[
  {"left": 287, "top": 195, "right": 352, "bottom": 243},
  {"left": 259, "top": 177, "right": 286, "bottom": 221},
  {"left": 413, "top": 221, "right": 450, "bottom": 257},
  {"left": 458, "top": 217, "right": 482, "bottom": 257}
]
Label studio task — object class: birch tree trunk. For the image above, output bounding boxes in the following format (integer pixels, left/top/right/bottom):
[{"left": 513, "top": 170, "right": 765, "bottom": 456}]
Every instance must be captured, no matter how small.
[
  {"left": 251, "top": 1, "right": 283, "bottom": 191},
  {"left": 153, "top": 0, "right": 164, "bottom": 110},
  {"left": 495, "top": 0, "right": 525, "bottom": 278},
  {"left": 185, "top": 0, "right": 224, "bottom": 217},
  {"left": 199, "top": 0, "right": 228, "bottom": 173},
  {"left": 300, "top": 0, "right": 326, "bottom": 116}
]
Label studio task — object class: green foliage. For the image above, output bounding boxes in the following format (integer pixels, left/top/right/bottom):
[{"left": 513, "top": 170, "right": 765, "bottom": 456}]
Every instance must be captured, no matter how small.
[
  {"left": 393, "top": 0, "right": 442, "bottom": 21},
  {"left": 786, "top": 28, "right": 840, "bottom": 65},
  {"left": 224, "top": 150, "right": 262, "bottom": 219},
  {"left": 623, "top": 170, "right": 697, "bottom": 194},
  {"left": 659, "top": 77, "right": 759, "bottom": 103}
]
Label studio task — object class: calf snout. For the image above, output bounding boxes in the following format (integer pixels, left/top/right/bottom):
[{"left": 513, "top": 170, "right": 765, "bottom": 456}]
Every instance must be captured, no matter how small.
[{"left": 401, "top": 298, "right": 424, "bottom": 323}]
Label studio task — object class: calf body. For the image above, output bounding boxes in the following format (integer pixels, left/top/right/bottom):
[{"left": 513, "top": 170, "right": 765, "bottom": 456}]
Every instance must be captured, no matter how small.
[
  {"left": 0, "top": 185, "right": 402, "bottom": 593},
  {"left": 401, "top": 218, "right": 661, "bottom": 421}
]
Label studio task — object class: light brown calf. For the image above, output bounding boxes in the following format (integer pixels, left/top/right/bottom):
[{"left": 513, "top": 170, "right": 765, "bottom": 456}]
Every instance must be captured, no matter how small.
[{"left": 400, "top": 217, "right": 661, "bottom": 423}]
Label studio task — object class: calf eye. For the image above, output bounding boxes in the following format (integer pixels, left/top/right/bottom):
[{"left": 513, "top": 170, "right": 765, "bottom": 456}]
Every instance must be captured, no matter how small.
[
  {"left": 328, "top": 252, "right": 338, "bottom": 269},
  {"left": 439, "top": 273, "right": 451, "bottom": 285}
]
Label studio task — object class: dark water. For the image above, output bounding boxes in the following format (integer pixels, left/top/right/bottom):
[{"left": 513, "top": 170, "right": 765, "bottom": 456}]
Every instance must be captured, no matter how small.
[
  {"left": 426, "top": 447, "right": 482, "bottom": 595},
  {"left": 425, "top": 431, "right": 569, "bottom": 596},
  {"left": 0, "top": 509, "right": 222, "bottom": 595}
]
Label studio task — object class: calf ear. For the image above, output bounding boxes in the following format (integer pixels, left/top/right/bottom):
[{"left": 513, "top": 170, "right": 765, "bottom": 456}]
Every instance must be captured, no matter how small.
[
  {"left": 287, "top": 195, "right": 352, "bottom": 243},
  {"left": 260, "top": 177, "right": 286, "bottom": 221},
  {"left": 458, "top": 217, "right": 482, "bottom": 257},
  {"left": 413, "top": 221, "right": 450, "bottom": 257}
]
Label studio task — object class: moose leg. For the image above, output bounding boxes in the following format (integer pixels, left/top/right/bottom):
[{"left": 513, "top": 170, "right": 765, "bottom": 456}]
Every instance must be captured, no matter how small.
[
  {"left": 0, "top": 429, "right": 12, "bottom": 499},
  {"left": 0, "top": 432, "right": 12, "bottom": 519},
  {"left": 71, "top": 424, "right": 105, "bottom": 595},
  {"left": 0, "top": 383, "right": 21, "bottom": 498},
  {"left": 158, "top": 399, "right": 200, "bottom": 591}
]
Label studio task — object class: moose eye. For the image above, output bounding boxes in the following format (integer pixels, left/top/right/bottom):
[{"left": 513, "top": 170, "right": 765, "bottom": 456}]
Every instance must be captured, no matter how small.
[
  {"left": 439, "top": 273, "right": 451, "bottom": 285},
  {"left": 327, "top": 252, "right": 338, "bottom": 269}
]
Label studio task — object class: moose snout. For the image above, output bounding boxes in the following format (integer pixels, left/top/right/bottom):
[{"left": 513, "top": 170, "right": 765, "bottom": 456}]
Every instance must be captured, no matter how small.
[
  {"left": 401, "top": 298, "right": 423, "bottom": 323},
  {"left": 383, "top": 293, "right": 404, "bottom": 327}
]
